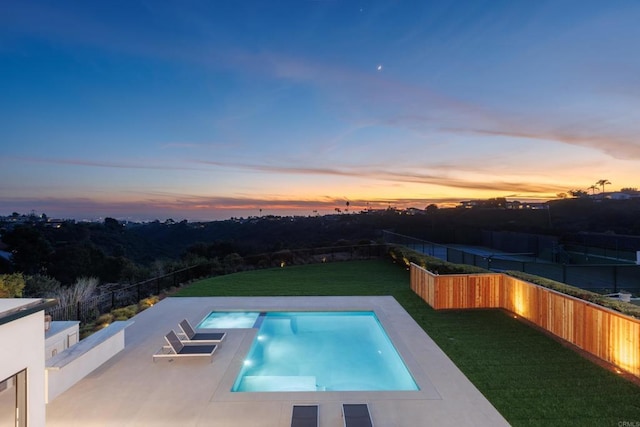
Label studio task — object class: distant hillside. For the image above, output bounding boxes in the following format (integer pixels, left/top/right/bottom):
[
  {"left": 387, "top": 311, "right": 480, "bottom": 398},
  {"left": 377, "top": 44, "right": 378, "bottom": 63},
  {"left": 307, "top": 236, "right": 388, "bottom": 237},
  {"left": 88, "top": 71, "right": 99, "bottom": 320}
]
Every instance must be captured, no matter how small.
[{"left": 2, "top": 198, "right": 639, "bottom": 285}]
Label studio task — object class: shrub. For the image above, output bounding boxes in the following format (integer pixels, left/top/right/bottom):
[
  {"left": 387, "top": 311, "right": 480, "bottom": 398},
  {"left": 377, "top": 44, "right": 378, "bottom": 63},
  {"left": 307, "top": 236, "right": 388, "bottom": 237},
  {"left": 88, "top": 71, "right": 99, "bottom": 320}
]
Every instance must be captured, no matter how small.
[
  {"left": 83, "top": 293, "right": 163, "bottom": 337},
  {"left": 96, "top": 313, "right": 114, "bottom": 326},
  {"left": 138, "top": 296, "right": 159, "bottom": 310},
  {"left": 52, "top": 277, "right": 98, "bottom": 307},
  {"left": 24, "top": 274, "right": 61, "bottom": 297},
  {"left": 112, "top": 305, "right": 137, "bottom": 321},
  {"left": 79, "top": 323, "right": 96, "bottom": 339},
  {"left": 0, "top": 273, "right": 26, "bottom": 297},
  {"left": 505, "top": 271, "right": 640, "bottom": 318},
  {"left": 223, "top": 253, "right": 244, "bottom": 273}
]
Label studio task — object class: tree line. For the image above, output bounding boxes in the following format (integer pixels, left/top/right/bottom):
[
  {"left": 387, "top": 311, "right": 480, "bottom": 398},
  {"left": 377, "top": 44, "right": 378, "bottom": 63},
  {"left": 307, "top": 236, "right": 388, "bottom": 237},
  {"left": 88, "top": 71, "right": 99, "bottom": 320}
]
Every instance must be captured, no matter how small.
[{"left": 2, "top": 196, "right": 640, "bottom": 298}]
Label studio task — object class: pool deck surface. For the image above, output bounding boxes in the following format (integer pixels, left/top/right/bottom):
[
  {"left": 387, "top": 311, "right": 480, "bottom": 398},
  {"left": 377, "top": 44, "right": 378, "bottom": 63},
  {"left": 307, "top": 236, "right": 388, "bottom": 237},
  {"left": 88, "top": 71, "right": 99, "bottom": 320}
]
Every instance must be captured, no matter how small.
[{"left": 45, "top": 296, "right": 509, "bottom": 426}]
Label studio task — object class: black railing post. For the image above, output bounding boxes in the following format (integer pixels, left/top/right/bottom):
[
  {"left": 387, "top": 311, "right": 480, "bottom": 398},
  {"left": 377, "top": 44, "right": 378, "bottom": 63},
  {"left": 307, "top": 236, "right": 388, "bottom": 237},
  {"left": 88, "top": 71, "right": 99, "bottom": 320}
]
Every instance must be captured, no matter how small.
[
  {"left": 111, "top": 291, "right": 115, "bottom": 310},
  {"left": 137, "top": 283, "right": 141, "bottom": 302},
  {"left": 76, "top": 301, "right": 81, "bottom": 322}
]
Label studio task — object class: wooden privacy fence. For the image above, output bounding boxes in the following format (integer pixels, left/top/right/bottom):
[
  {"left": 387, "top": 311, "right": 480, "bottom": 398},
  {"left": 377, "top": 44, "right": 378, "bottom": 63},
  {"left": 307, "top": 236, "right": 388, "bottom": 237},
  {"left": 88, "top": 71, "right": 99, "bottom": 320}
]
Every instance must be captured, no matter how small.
[{"left": 410, "top": 263, "right": 640, "bottom": 379}]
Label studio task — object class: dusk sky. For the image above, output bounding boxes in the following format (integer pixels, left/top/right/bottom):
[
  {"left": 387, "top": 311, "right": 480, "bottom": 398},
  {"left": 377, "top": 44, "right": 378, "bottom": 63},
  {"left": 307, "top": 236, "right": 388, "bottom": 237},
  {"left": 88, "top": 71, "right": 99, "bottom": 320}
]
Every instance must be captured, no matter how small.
[{"left": 2, "top": 1, "right": 639, "bottom": 221}]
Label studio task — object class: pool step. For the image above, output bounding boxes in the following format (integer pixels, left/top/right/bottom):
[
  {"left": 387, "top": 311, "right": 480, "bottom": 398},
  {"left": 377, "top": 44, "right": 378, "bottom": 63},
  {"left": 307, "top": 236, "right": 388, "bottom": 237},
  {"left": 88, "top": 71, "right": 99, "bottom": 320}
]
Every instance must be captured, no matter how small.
[
  {"left": 252, "top": 312, "right": 268, "bottom": 328},
  {"left": 237, "top": 375, "right": 317, "bottom": 392}
]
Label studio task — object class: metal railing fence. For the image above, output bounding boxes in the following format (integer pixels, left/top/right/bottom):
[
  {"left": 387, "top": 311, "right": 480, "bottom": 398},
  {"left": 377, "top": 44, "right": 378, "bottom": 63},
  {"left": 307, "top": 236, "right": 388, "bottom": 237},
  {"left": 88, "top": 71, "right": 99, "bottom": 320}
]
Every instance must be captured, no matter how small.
[
  {"left": 46, "top": 264, "right": 209, "bottom": 322},
  {"left": 384, "top": 231, "right": 640, "bottom": 293},
  {"left": 45, "top": 244, "right": 386, "bottom": 323}
]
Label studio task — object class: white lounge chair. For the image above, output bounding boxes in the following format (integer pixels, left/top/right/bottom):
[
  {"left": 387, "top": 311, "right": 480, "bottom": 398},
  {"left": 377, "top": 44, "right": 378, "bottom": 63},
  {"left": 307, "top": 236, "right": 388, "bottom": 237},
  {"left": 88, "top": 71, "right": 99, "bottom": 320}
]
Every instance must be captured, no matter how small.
[
  {"left": 153, "top": 330, "right": 217, "bottom": 362},
  {"left": 291, "top": 404, "right": 319, "bottom": 427},
  {"left": 342, "top": 404, "right": 373, "bottom": 427},
  {"left": 178, "top": 319, "right": 226, "bottom": 343}
]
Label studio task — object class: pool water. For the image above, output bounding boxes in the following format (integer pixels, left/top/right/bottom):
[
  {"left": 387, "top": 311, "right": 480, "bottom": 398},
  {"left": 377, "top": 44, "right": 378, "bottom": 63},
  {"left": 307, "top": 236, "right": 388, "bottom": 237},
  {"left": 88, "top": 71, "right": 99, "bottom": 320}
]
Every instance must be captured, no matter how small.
[
  {"left": 231, "top": 311, "right": 419, "bottom": 392},
  {"left": 197, "top": 312, "right": 261, "bottom": 329}
]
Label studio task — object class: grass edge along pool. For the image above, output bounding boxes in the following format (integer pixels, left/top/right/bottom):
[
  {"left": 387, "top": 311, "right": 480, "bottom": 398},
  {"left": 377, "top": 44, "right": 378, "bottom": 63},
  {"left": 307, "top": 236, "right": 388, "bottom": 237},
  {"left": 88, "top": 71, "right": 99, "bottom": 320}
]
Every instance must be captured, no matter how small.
[{"left": 231, "top": 311, "right": 420, "bottom": 392}]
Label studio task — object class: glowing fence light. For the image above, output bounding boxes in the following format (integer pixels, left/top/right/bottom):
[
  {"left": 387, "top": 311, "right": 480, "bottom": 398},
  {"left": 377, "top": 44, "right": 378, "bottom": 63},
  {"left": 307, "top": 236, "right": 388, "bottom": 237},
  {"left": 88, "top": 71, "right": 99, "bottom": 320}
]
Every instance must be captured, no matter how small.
[
  {"left": 511, "top": 282, "right": 528, "bottom": 318},
  {"left": 610, "top": 317, "right": 640, "bottom": 375}
]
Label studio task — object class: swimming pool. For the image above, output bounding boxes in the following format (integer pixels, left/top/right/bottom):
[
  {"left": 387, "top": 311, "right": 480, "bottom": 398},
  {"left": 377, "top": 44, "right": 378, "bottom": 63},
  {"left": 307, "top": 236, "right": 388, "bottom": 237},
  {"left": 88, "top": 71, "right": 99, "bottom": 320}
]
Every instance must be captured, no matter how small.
[
  {"left": 231, "top": 311, "right": 419, "bottom": 392},
  {"left": 197, "top": 312, "right": 261, "bottom": 329}
]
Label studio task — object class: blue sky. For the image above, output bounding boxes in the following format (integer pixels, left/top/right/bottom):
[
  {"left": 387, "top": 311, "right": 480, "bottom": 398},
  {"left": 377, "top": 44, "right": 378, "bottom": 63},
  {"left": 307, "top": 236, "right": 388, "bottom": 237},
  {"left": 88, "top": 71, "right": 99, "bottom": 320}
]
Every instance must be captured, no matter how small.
[{"left": 1, "top": 1, "right": 639, "bottom": 221}]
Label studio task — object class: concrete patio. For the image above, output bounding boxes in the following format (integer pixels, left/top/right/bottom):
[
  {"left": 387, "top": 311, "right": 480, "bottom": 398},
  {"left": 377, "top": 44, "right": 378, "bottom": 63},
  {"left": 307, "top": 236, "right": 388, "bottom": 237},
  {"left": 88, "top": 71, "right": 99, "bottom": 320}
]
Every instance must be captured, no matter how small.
[{"left": 45, "top": 296, "right": 509, "bottom": 426}]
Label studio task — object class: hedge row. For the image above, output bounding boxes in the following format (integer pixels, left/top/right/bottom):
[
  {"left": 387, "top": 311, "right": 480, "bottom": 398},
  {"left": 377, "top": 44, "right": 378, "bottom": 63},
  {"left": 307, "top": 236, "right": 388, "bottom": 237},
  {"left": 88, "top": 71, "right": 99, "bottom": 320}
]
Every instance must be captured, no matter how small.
[{"left": 388, "top": 245, "right": 489, "bottom": 274}]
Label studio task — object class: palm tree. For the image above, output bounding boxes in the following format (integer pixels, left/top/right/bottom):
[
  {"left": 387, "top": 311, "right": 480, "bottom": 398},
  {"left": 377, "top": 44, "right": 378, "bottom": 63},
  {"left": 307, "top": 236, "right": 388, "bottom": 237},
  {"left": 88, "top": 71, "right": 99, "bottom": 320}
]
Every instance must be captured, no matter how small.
[
  {"left": 588, "top": 185, "right": 599, "bottom": 195},
  {"left": 596, "top": 179, "right": 611, "bottom": 194}
]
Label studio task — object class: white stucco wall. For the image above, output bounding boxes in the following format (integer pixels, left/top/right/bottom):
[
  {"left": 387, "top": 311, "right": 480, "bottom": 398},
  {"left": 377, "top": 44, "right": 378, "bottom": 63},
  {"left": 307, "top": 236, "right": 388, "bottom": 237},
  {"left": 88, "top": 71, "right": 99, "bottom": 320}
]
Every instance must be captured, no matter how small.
[
  {"left": 0, "top": 307, "right": 46, "bottom": 427},
  {"left": 45, "top": 321, "right": 80, "bottom": 360},
  {"left": 45, "top": 321, "right": 132, "bottom": 403}
]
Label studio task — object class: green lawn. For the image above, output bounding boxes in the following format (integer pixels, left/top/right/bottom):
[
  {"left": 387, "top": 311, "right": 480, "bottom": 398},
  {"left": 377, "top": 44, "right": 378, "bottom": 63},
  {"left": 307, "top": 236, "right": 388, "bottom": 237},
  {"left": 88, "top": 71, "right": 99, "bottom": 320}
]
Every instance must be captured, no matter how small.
[{"left": 176, "top": 259, "right": 640, "bottom": 426}]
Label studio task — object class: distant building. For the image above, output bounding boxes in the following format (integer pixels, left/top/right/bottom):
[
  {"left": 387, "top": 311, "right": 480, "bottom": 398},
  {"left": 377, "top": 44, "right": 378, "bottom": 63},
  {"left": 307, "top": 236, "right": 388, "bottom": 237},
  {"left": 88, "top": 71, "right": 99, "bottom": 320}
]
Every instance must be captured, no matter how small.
[
  {"left": 44, "top": 219, "right": 66, "bottom": 228},
  {"left": 405, "top": 207, "right": 425, "bottom": 215},
  {"left": 459, "top": 199, "right": 546, "bottom": 210},
  {"left": 608, "top": 192, "right": 632, "bottom": 200},
  {"left": 458, "top": 200, "right": 480, "bottom": 209}
]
